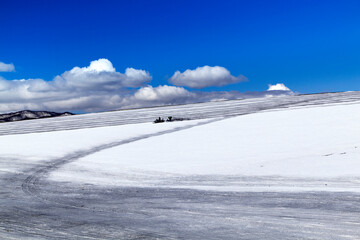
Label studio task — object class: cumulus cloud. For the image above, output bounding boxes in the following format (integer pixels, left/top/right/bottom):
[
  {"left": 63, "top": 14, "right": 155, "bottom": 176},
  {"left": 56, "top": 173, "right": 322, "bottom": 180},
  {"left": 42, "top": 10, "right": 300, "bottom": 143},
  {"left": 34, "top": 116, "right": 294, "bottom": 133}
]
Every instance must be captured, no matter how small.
[
  {"left": 0, "top": 59, "right": 153, "bottom": 113},
  {"left": 110, "top": 85, "right": 197, "bottom": 109},
  {"left": 267, "top": 83, "right": 291, "bottom": 91},
  {"left": 0, "top": 62, "right": 15, "bottom": 72},
  {"left": 134, "top": 85, "right": 193, "bottom": 101},
  {"left": 169, "top": 66, "right": 247, "bottom": 88},
  {"left": 0, "top": 59, "right": 294, "bottom": 113},
  {"left": 55, "top": 58, "right": 152, "bottom": 90}
]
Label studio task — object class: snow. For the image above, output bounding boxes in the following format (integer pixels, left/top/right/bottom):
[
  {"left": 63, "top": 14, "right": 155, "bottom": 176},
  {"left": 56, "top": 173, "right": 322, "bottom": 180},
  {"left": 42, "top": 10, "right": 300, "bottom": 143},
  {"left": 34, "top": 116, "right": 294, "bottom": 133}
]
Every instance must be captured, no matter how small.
[
  {"left": 1, "top": 90, "right": 359, "bottom": 136},
  {"left": 0, "top": 119, "right": 207, "bottom": 173},
  {"left": 2, "top": 92, "right": 360, "bottom": 239},
  {"left": 1, "top": 93, "right": 360, "bottom": 192},
  {"left": 47, "top": 102, "right": 360, "bottom": 192}
]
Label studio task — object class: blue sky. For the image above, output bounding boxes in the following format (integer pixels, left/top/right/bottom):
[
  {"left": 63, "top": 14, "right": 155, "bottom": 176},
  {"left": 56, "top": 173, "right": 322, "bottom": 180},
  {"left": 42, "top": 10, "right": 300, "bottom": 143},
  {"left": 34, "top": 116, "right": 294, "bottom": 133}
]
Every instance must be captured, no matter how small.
[{"left": 0, "top": 0, "right": 359, "bottom": 112}]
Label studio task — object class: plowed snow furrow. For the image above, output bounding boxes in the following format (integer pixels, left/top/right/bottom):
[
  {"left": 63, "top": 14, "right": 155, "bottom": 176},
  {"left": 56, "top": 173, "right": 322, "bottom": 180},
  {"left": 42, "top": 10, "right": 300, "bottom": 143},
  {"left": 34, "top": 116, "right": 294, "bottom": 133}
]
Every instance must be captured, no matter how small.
[{"left": 1, "top": 91, "right": 360, "bottom": 136}]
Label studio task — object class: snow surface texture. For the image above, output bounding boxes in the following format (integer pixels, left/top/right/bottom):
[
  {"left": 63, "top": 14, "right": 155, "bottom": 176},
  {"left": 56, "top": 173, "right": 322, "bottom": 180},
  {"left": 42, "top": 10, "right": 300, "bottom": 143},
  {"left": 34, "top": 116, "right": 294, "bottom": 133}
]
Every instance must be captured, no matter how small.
[
  {"left": 50, "top": 103, "right": 360, "bottom": 192},
  {"left": 0, "top": 91, "right": 359, "bottom": 136},
  {"left": 1, "top": 91, "right": 360, "bottom": 239}
]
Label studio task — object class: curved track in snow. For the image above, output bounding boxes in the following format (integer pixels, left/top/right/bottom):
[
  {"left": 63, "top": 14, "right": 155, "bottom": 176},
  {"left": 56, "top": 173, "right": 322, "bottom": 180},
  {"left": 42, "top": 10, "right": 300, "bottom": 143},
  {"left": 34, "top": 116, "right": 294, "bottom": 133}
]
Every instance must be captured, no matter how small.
[
  {"left": 1, "top": 92, "right": 360, "bottom": 239},
  {"left": 21, "top": 118, "right": 220, "bottom": 207}
]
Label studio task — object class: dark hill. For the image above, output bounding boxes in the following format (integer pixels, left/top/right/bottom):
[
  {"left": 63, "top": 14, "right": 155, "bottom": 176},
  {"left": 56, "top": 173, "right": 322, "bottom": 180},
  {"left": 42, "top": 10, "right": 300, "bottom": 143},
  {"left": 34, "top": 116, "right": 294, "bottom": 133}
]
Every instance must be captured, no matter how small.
[{"left": 0, "top": 110, "right": 74, "bottom": 123}]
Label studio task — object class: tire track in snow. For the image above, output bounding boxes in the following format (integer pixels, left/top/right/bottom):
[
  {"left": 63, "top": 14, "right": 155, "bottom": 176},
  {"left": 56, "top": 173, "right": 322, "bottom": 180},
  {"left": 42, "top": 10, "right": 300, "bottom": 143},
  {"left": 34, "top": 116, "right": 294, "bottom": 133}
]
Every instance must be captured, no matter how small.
[
  {"left": 17, "top": 119, "right": 222, "bottom": 239},
  {"left": 21, "top": 118, "right": 221, "bottom": 206}
]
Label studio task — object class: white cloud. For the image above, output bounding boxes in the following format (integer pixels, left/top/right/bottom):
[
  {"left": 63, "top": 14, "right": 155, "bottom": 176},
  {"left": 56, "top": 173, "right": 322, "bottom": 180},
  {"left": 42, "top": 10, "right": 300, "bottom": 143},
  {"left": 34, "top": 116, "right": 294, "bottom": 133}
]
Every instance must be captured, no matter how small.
[
  {"left": 86, "top": 58, "right": 116, "bottom": 72},
  {"left": 169, "top": 66, "right": 247, "bottom": 89},
  {"left": 0, "top": 59, "right": 294, "bottom": 113},
  {"left": 0, "top": 62, "right": 15, "bottom": 72},
  {"left": 55, "top": 58, "right": 152, "bottom": 90},
  {"left": 123, "top": 68, "right": 153, "bottom": 88},
  {"left": 267, "top": 83, "right": 291, "bottom": 91},
  {"left": 0, "top": 59, "right": 153, "bottom": 113},
  {"left": 134, "top": 85, "right": 193, "bottom": 101}
]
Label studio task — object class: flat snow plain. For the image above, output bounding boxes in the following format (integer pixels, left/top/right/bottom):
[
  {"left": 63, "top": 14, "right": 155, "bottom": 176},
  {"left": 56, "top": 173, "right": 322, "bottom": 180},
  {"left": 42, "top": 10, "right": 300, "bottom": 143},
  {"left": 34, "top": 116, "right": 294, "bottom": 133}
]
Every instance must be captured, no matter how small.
[{"left": 1, "top": 91, "right": 360, "bottom": 239}]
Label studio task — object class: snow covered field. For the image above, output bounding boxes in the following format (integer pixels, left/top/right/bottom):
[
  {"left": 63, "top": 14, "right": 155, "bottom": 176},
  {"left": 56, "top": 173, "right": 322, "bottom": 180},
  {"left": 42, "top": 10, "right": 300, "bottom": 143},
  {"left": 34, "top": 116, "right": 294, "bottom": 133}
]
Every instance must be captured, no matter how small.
[
  {"left": 50, "top": 103, "right": 360, "bottom": 192},
  {"left": 1, "top": 91, "right": 360, "bottom": 239}
]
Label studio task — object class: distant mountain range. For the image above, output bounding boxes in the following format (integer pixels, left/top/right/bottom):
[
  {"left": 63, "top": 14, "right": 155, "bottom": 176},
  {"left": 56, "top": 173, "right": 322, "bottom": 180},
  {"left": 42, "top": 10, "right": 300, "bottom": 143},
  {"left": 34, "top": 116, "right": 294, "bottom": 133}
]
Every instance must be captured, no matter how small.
[{"left": 0, "top": 110, "right": 74, "bottom": 123}]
